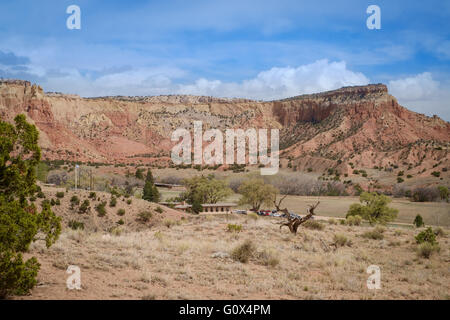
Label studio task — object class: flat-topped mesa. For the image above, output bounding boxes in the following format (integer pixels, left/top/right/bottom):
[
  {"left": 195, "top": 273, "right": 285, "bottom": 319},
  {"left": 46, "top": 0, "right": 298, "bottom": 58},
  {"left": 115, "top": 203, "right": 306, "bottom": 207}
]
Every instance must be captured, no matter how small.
[
  {"left": 272, "top": 84, "right": 391, "bottom": 125},
  {"left": 0, "top": 79, "right": 32, "bottom": 87},
  {"left": 278, "top": 84, "right": 388, "bottom": 102},
  {"left": 88, "top": 94, "right": 254, "bottom": 104},
  {"left": 45, "top": 92, "right": 81, "bottom": 99}
]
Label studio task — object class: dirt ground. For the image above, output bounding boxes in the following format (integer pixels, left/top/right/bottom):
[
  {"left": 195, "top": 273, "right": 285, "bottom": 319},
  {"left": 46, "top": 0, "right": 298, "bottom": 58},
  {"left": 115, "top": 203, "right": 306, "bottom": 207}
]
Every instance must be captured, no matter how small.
[{"left": 14, "top": 212, "right": 450, "bottom": 300}]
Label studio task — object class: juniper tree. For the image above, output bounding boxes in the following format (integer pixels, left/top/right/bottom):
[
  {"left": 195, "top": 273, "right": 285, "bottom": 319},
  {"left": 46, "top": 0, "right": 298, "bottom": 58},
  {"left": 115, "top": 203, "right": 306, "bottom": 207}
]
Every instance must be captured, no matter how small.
[
  {"left": 0, "top": 114, "right": 61, "bottom": 298},
  {"left": 142, "top": 169, "right": 160, "bottom": 202}
]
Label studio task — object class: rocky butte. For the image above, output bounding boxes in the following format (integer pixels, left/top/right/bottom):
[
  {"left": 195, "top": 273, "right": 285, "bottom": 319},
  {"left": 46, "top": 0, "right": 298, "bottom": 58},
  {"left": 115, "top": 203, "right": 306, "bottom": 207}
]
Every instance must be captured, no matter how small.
[{"left": 0, "top": 79, "right": 448, "bottom": 179}]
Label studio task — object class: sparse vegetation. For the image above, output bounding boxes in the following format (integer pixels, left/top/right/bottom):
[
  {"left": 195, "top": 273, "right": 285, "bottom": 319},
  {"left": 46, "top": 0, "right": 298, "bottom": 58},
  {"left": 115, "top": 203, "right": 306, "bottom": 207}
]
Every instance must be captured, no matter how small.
[
  {"left": 333, "top": 234, "right": 349, "bottom": 247},
  {"left": 231, "top": 240, "right": 256, "bottom": 263},
  {"left": 362, "top": 226, "right": 385, "bottom": 240},
  {"left": 109, "top": 196, "right": 117, "bottom": 207},
  {"left": 417, "top": 242, "right": 440, "bottom": 259},
  {"left": 70, "top": 195, "right": 80, "bottom": 206},
  {"left": 95, "top": 201, "right": 107, "bottom": 217},
  {"left": 137, "top": 211, "right": 152, "bottom": 223},
  {"left": 303, "top": 220, "right": 324, "bottom": 230},
  {"left": 78, "top": 199, "right": 90, "bottom": 214},
  {"left": 415, "top": 227, "right": 437, "bottom": 245},
  {"left": 227, "top": 224, "right": 243, "bottom": 232},
  {"left": 68, "top": 220, "right": 84, "bottom": 230},
  {"left": 345, "top": 215, "right": 362, "bottom": 226}
]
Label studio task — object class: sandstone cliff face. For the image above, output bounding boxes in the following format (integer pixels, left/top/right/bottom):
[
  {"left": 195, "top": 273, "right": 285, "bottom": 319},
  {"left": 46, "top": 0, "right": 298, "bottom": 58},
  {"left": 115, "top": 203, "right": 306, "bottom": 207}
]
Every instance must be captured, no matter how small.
[{"left": 0, "top": 80, "right": 448, "bottom": 178}]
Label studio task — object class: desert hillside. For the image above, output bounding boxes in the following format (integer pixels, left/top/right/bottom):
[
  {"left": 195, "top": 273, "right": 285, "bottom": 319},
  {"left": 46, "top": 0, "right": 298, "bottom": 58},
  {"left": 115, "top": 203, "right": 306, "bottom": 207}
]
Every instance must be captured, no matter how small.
[{"left": 0, "top": 80, "right": 448, "bottom": 177}]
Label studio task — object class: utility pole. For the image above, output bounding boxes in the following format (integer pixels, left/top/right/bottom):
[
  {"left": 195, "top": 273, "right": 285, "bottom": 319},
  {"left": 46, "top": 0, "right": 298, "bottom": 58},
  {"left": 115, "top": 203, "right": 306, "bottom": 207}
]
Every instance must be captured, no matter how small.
[
  {"left": 89, "top": 168, "right": 93, "bottom": 190},
  {"left": 75, "top": 164, "right": 79, "bottom": 190}
]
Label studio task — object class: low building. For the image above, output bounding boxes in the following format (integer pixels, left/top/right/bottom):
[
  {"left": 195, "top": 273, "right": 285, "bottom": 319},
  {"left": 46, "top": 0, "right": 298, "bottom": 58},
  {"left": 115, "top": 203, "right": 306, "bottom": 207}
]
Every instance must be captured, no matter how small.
[
  {"left": 200, "top": 203, "right": 238, "bottom": 213},
  {"left": 163, "top": 201, "right": 238, "bottom": 214},
  {"left": 154, "top": 183, "right": 185, "bottom": 191}
]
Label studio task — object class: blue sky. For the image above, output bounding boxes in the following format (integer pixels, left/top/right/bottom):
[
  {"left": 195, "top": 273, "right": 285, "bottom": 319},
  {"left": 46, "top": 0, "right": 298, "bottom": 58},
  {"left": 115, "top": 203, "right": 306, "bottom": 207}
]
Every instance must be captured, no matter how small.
[{"left": 0, "top": 0, "right": 449, "bottom": 120}]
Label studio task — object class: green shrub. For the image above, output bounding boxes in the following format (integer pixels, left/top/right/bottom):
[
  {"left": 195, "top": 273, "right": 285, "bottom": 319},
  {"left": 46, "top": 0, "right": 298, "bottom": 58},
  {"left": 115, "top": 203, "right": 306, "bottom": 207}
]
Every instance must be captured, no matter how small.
[
  {"left": 68, "top": 220, "right": 84, "bottom": 230},
  {"left": 109, "top": 226, "right": 122, "bottom": 236},
  {"left": 78, "top": 200, "right": 90, "bottom": 214},
  {"left": 70, "top": 195, "right": 80, "bottom": 206},
  {"left": 333, "top": 234, "right": 349, "bottom": 247},
  {"left": 37, "top": 191, "right": 45, "bottom": 198},
  {"left": 346, "top": 192, "right": 398, "bottom": 225},
  {"left": 137, "top": 211, "right": 152, "bottom": 223},
  {"left": 56, "top": 191, "right": 65, "bottom": 198},
  {"left": 117, "top": 219, "right": 125, "bottom": 225},
  {"left": 117, "top": 208, "right": 125, "bottom": 216},
  {"left": 55, "top": 198, "right": 60, "bottom": 205},
  {"left": 155, "top": 206, "right": 164, "bottom": 214},
  {"left": 231, "top": 240, "right": 256, "bottom": 263},
  {"left": 431, "top": 171, "right": 440, "bottom": 177},
  {"left": 415, "top": 227, "right": 437, "bottom": 245},
  {"left": 362, "top": 226, "right": 384, "bottom": 240},
  {"left": 126, "top": 199, "right": 132, "bottom": 205},
  {"left": 346, "top": 215, "right": 362, "bottom": 226},
  {"left": 109, "top": 196, "right": 117, "bottom": 207},
  {"left": 227, "top": 224, "right": 243, "bottom": 232},
  {"left": 413, "top": 214, "right": 424, "bottom": 228},
  {"left": 95, "top": 201, "right": 107, "bottom": 217},
  {"left": 417, "top": 242, "right": 440, "bottom": 259},
  {"left": 88, "top": 192, "right": 96, "bottom": 199}
]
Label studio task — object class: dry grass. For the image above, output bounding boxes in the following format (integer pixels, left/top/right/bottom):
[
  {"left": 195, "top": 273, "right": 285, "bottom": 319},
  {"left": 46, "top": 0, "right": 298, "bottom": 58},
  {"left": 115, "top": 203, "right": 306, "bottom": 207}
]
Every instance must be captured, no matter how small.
[{"left": 18, "top": 213, "right": 450, "bottom": 300}]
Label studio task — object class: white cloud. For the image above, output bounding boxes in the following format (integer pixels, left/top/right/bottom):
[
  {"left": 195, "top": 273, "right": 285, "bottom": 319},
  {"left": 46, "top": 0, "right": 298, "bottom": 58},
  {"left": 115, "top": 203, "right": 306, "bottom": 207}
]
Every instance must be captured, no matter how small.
[
  {"left": 388, "top": 72, "right": 439, "bottom": 101},
  {"left": 11, "top": 59, "right": 369, "bottom": 100},
  {"left": 177, "top": 60, "right": 370, "bottom": 100},
  {"left": 388, "top": 73, "right": 449, "bottom": 121}
]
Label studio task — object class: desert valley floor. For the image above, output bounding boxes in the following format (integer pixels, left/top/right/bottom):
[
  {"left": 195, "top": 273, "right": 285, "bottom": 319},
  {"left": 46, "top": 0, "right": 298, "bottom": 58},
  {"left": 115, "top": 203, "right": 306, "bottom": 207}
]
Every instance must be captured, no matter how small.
[{"left": 14, "top": 187, "right": 450, "bottom": 300}]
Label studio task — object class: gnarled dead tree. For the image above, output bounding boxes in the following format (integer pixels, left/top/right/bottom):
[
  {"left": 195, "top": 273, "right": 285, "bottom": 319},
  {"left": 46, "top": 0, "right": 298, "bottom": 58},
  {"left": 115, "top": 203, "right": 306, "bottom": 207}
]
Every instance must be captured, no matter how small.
[{"left": 273, "top": 194, "right": 320, "bottom": 234}]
